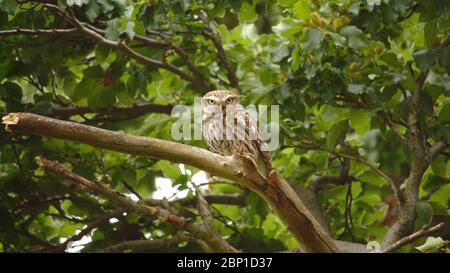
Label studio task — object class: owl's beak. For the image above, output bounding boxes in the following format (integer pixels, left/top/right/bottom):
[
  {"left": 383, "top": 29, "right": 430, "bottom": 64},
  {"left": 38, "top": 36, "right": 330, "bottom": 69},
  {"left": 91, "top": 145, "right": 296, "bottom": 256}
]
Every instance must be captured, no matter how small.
[{"left": 220, "top": 103, "right": 225, "bottom": 112}]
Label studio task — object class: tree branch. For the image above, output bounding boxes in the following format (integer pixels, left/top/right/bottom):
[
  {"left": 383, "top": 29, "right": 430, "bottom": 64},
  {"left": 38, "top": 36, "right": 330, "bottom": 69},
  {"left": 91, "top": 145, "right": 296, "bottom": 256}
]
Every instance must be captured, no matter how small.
[
  {"left": 194, "top": 186, "right": 239, "bottom": 252},
  {"left": 382, "top": 35, "right": 450, "bottom": 247},
  {"left": 40, "top": 4, "right": 208, "bottom": 92},
  {"left": 34, "top": 155, "right": 237, "bottom": 252},
  {"left": 283, "top": 143, "right": 401, "bottom": 206},
  {"left": 81, "top": 23, "right": 214, "bottom": 92},
  {"left": 100, "top": 232, "right": 190, "bottom": 253},
  {"left": 51, "top": 103, "right": 173, "bottom": 120},
  {"left": 145, "top": 192, "right": 247, "bottom": 207},
  {"left": 49, "top": 209, "right": 126, "bottom": 252},
  {"left": 429, "top": 140, "right": 448, "bottom": 161},
  {"left": 2, "top": 112, "right": 338, "bottom": 252},
  {"left": 382, "top": 222, "right": 445, "bottom": 253},
  {"left": 0, "top": 28, "right": 77, "bottom": 37},
  {"left": 199, "top": 12, "right": 240, "bottom": 92}
]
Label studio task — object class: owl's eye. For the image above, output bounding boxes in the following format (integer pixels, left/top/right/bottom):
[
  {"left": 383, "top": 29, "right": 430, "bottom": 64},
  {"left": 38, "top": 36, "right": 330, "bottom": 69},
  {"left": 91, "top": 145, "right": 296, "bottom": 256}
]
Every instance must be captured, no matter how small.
[
  {"left": 208, "top": 99, "right": 215, "bottom": 105},
  {"left": 226, "top": 98, "right": 233, "bottom": 103}
]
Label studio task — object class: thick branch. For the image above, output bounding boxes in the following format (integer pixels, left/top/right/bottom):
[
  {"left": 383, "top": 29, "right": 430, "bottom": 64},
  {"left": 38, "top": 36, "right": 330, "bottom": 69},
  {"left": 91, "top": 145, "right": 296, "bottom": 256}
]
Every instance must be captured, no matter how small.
[{"left": 3, "top": 112, "right": 338, "bottom": 252}]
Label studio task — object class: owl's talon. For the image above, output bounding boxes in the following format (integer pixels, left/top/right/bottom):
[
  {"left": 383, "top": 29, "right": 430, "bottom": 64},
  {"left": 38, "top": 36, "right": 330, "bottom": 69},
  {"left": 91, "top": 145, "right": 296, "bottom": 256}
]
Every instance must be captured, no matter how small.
[{"left": 240, "top": 154, "right": 267, "bottom": 182}]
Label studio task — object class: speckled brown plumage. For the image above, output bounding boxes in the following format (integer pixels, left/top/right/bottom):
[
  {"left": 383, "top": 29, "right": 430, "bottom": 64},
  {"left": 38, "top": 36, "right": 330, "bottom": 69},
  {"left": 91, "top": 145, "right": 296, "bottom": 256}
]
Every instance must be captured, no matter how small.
[{"left": 201, "top": 90, "right": 272, "bottom": 176}]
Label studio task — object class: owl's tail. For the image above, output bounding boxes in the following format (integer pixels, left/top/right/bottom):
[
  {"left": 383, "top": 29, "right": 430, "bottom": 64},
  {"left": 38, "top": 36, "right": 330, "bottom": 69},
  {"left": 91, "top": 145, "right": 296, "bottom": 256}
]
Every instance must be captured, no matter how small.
[{"left": 257, "top": 150, "right": 273, "bottom": 178}]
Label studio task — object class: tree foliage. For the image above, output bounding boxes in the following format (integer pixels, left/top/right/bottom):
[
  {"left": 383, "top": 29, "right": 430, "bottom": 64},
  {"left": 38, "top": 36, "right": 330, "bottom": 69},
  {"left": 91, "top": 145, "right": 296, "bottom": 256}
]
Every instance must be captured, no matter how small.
[{"left": 0, "top": 0, "right": 449, "bottom": 253}]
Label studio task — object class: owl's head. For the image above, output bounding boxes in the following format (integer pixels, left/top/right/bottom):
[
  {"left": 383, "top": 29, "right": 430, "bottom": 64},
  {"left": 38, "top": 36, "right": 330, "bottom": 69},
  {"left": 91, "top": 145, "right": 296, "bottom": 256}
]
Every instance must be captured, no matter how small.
[{"left": 201, "top": 90, "right": 241, "bottom": 114}]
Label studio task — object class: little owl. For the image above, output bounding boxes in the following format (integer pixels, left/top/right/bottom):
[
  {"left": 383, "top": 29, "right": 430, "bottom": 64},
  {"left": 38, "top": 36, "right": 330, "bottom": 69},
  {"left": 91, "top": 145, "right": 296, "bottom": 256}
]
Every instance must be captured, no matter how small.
[{"left": 201, "top": 90, "right": 272, "bottom": 177}]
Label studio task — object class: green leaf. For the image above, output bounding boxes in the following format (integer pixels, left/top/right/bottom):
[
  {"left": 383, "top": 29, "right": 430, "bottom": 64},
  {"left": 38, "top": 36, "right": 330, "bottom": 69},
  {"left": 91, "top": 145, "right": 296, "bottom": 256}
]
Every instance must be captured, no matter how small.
[
  {"left": 59, "top": 224, "right": 80, "bottom": 237},
  {"left": 421, "top": 174, "right": 447, "bottom": 193},
  {"left": 239, "top": 1, "right": 257, "bottom": 22},
  {"left": 272, "top": 18, "right": 302, "bottom": 38},
  {"left": 424, "top": 20, "right": 438, "bottom": 49},
  {"left": 357, "top": 170, "right": 387, "bottom": 187},
  {"left": 429, "top": 184, "right": 450, "bottom": 208},
  {"left": 86, "top": 0, "right": 101, "bottom": 22},
  {"left": 438, "top": 103, "right": 450, "bottom": 123},
  {"left": 277, "top": 0, "right": 297, "bottom": 7},
  {"left": 431, "top": 156, "right": 447, "bottom": 177},
  {"left": 0, "top": 82, "right": 22, "bottom": 101},
  {"left": 293, "top": 0, "right": 311, "bottom": 20},
  {"left": 121, "top": 18, "right": 135, "bottom": 40},
  {"left": 413, "top": 49, "right": 437, "bottom": 71},
  {"left": 415, "top": 237, "right": 446, "bottom": 253},
  {"left": 73, "top": 78, "right": 100, "bottom": 101},
  {"left": 415, "top": 201, "right": 433, "bottom": 228},
  {"left": 437, "top": 48, "right": 450, "bottom": 73},
  {"left": 153, "top": 161, "right": 181, "bottom": 180},
  {"left": 87, "top": 85, "right": 115, "bottom": 111},
  {"left": 301, "top": 28, "right": 323, "bottom": 50},
  {"left": 0, "top": 0, "right": 17, "bottom": 13},
  {"left": 105, "top": 18, "right": 121, "bottom": 41},
  {"left": 326, "top": 120, "right": 349, "bottom": 148},
  {"left": 349, "top": 108, "right": 370, "bottom": 136},
  {"left": 340, "top": 26, "right": 365, "bottom": 49}
]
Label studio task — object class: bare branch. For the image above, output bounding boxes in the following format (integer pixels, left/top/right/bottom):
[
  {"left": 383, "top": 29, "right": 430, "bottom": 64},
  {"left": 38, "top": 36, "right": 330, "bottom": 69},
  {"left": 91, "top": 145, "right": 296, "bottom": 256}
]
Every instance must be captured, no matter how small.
[
  {"left": 51, "top": 103, "right": 173, "bottom": 120},
  {"left": 429, "top": 140, "right": 448, "bottom": 161},
  {"left": 199, "top": 12, "right": 240, "bottom": 91},
  {"left": 81, "top": 23, "right": 214, "bottom": 91},
  {"left": 283, "top": 143, "right": 401, "bottom": 206},
  {"left": 331, "top": 150, "right": 401, "bottom": 205},
  {"left": 50, "top": 209, "right": 125, "bottom": 252},
  {"left": 100, "top": 232, "right": 190, "bottom": 253},
  {"left": 0, "top": 28, "right": 77, "bottom": 37},
  {"left": 377, "top": 110, "right": 407, "bottom": 143},
  {"left": 40, "top": 4, "right": 207, "bottom": 91},
  {"left": 382, "top": 223, "right": 445, "bottom": 253},
  {"left": 146, "top": 192, "right": 247, "bottom": 207}
]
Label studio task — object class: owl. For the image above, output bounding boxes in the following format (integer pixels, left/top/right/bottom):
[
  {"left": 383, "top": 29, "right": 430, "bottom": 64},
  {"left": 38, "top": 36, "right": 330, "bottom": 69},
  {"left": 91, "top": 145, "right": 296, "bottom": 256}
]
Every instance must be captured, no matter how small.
[{"left": 201, "top": 90, "right": 272, "bottom": 177}]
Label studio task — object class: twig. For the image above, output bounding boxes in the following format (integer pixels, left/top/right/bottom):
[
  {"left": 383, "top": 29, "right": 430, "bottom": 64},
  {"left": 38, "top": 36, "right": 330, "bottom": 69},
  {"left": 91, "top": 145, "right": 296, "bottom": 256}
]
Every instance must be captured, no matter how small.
[
  {"left": 100, "top": 232, "right": 190, "bottom": 252},
  {"left": 41, "top": 4, "right": 205, "bottom": 91},
  {"left": 283, "top": 143, "right": 401, "bottom": 205},
  {"left": 51, "top": 103, "right": 173, "bottom": 121},
  {"left": 0, "top": 28, "right": 77, "bottom": 37},
  {"left": 49, "top": 209, "right": 125, "bottom": 252},
  {"left": 382, "top": 223, "right": 445, "bottom": 253},
  {"left": 35, "top": 156, "right": 188, "bottom": 227},
  {"left": 199, "top": 11, "right": 240, "bottom": 91},
  {"left": 34, "top": 155, "right": 237, "bottom": 253}
]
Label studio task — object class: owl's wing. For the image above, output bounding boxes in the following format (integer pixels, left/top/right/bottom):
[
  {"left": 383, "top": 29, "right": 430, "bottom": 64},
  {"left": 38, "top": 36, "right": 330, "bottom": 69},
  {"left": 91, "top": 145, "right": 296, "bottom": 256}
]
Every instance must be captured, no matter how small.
[{"left": 233, "top": 110, "right": 273, "bottom": 174}]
